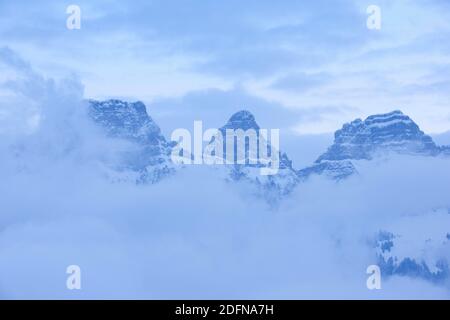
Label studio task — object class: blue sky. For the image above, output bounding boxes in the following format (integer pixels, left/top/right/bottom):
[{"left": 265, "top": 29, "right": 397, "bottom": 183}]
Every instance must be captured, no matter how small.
[{"left": 1, "top": 0, "right": 450, "bottom": 134}]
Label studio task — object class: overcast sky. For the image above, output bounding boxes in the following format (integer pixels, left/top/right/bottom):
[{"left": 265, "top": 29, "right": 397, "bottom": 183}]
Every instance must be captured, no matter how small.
[{"left": 1, "top": 0, "right": 450, "bottom": 135}]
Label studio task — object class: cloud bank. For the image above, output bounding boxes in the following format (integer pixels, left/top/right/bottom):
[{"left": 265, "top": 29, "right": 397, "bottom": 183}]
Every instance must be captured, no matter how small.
[{"left": 1, "top": 48, "right": 450, "bottom": 299}]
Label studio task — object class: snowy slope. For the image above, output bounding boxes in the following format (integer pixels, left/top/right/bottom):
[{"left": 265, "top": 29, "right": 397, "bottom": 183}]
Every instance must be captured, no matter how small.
[{"left": 374, "top": 208, "right": 450, "bottom": 282}]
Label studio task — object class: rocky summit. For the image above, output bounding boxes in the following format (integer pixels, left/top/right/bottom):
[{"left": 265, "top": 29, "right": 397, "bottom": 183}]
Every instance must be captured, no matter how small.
[
  {"left": 298, "top": 110, "right": 448, "bottom": 180},
  {"left": 209, "top": 110, "right": 299, "bottom": 200},
  {"left": 88, "top": 99, "right": 174, "bottom": 183}
]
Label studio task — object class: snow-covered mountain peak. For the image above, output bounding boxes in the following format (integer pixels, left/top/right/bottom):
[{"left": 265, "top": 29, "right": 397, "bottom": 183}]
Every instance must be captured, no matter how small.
[
  {"left": 324, "top": 110, "right": 439, "bottom": 161},
  {"left": 208, "top": 110, "right": 299, "bottom": 201},
  {"left": 298, "top": 110, "right": 448, "bottom": 180},
  {"left": 222, "top": 110, "right": 260, "bottom": 131},
  {"left": 88, "top": 99, "right": 163, "bottom": 143},
  {"left": 88, "top": 99, "right": 174, "bottom": 183}
]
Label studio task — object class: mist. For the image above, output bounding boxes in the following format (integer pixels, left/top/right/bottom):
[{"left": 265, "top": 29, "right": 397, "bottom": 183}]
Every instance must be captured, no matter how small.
[{"left": 1, "top": 48, "right": 450, "bottom": 299}]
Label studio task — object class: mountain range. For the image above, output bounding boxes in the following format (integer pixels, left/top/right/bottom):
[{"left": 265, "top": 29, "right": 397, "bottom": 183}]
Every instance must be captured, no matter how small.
[
  {"left": 88, "top": 100, "right": 450, "bottom": 189},
  {"left": 87, "top": 99, "right": 450, "bottom": 285}
]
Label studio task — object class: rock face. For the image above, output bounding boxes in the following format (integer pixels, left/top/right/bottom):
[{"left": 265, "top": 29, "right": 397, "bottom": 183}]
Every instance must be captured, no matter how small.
[
  {"left": 318, "top": 110, "right": 440, "bottom": 160},
  {"left": 222, "top": 110, "right": 260, "bottom": 131},
  {"left": 298, "top": 110, "right": 447, "bottom": 180},
  {"left": 298, "top": 160, "right": 356, "bottom": 181},
  {"left": 88, "top": 99, "right": 174, "bottom": 183},
  {"left": 208, "top": 110, "right": 299, "bottom": 201}
]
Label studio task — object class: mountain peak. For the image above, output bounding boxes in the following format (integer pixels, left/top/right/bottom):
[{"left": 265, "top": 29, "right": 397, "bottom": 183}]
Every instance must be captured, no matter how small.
[
  {"left": 298, "top": 110, "right": 443, "bottom": 180},
  {"left": 88, "top": 99, "right": 162, "bottom": 143},
  {"left": 319, "top": 110, "right": 439, "bottom": 162},
  {"left": 87, "top": 99, "right": 174, "bottom": 183},
  {"left": 223, "top": 110, "right": 260, "bottom": 130},
  {"left": 207, "top": 110, "right": 299, "bottom": 200},
  {"left": 364, "top": 110, "right": 412, "bottom": 128}
]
